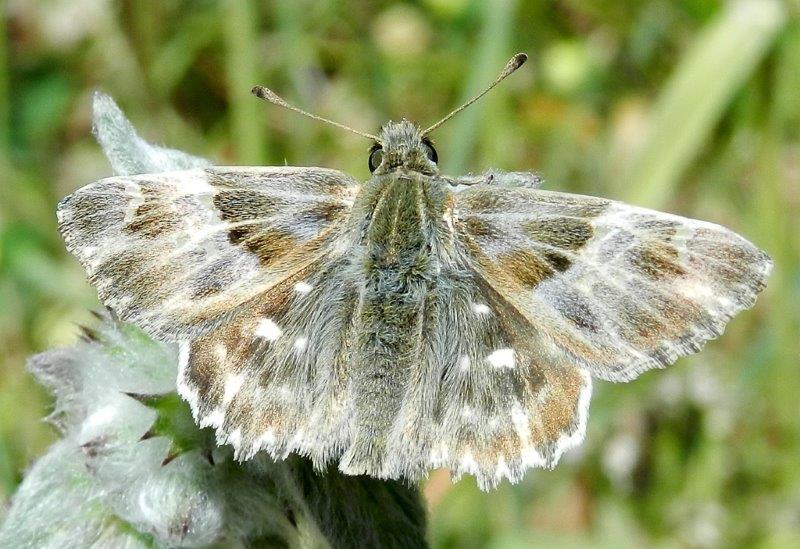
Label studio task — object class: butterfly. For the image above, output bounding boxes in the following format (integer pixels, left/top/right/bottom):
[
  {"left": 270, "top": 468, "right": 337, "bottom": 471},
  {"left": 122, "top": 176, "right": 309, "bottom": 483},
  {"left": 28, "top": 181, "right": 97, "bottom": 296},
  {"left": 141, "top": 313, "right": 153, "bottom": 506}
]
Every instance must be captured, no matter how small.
[{"left": 58, "top": 54, "right": 771, "bottom": 490}]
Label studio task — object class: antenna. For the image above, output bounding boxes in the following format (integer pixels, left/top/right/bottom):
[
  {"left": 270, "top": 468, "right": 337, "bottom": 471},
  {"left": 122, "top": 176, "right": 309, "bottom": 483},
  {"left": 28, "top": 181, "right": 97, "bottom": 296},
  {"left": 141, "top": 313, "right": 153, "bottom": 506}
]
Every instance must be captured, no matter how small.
[
  {"left": 422, "top": 53, "right": 528, "bottom": 135},
  {"left": 251, "top": 86, "right": 380, "bottom": 141}
]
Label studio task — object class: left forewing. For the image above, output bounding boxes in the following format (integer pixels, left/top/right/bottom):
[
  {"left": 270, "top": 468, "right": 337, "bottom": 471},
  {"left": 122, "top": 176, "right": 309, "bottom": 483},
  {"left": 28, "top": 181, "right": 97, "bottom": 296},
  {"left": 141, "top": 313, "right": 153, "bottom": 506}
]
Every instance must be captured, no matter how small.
[
  {"left": 453, "top": 185, "right": 772, "bottom": 382},
  {"left": 58, "top": 166, "right": 359, "bottom": 341}
]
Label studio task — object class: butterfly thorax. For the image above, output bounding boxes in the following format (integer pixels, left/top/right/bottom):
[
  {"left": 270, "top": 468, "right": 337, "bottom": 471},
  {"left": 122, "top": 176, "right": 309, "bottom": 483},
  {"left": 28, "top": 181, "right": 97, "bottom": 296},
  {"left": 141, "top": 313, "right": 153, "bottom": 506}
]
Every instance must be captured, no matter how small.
[{"left": 362, "top": 173, "right": 441, "bottom": 274}]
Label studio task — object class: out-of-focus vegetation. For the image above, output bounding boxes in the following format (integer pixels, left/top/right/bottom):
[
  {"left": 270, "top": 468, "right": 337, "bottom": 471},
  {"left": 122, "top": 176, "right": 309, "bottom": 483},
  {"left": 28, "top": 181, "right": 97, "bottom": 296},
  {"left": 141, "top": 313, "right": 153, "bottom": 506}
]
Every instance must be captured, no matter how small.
[{"left": 1, "top": 0, "right": 797, "bottom": 546}]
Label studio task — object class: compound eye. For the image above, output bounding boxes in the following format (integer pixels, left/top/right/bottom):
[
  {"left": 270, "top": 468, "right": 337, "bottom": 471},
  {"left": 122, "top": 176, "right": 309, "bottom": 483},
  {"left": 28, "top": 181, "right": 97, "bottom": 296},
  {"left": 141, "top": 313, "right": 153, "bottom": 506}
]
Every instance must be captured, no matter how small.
[
  {"left": 368, "top": 145, "right": 383, "bottom": 172},
  {"left": 422, "top": 138, "right": 438, "bottom": 164}
]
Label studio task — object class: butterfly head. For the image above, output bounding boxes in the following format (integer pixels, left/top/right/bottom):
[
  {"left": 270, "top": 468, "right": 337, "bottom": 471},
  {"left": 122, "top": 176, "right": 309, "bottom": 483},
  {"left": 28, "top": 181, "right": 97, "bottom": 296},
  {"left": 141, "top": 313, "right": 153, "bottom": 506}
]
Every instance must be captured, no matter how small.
[{"left": 368, "top": 120, "right": 438, "bottom": 175}]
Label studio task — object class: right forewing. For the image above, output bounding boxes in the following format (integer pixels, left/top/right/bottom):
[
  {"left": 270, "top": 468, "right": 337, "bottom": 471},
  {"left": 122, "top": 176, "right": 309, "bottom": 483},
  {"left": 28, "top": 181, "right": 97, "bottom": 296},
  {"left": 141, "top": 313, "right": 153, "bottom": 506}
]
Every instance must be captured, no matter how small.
[{"left": 452, "top": 185, "right": 771, "bottom": 381}]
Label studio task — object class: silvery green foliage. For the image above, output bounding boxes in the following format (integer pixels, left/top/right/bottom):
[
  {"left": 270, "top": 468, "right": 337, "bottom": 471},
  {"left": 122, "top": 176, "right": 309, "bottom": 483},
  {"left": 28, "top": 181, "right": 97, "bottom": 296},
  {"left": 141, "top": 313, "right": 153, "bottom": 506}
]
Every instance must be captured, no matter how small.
[
  {"left": 2, "top": 318, "right": 426, "bottom": 548},
  {"left": 0, "top": 94, "right": 427, "bottom": 548},
  {"left": 91, "top": 91, "right": 212, "bottom": 175}
]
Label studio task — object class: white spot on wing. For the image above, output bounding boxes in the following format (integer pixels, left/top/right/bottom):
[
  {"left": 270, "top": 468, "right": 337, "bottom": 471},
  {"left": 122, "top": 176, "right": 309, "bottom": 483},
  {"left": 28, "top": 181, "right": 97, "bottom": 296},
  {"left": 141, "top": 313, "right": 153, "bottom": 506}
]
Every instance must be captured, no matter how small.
[
  {"left": 521, "top": 446, "right": 546, "bottom": 468},
  {"left": 255, "top": 318, "right": 282, "bottom": 340},
  {"left": 494, "top": 456, "right": 510, "bottom": 480},
  {"left": 294, "top": 336, "right": 308, "bottom": 352},
  {"left": 214, "top": 344, "right": 228, "bottom": 361},
  {"left": 459, "top": 355, "right": 471, "bottom": 371},
  {"left": 200, "top": 408, "right": 225, "bottom": 429},
  {"left": 430, "top": 443, "right": 449, "bottom": 465},
  {"left": 178, "top": 341, "right": 190, "bottom": 371},
  {"left": 487, "top": 348, "right": 515, "bottom": 369},
  {"left": 176, "top": 341, "right": 201, "bottom": 420},
  {"left": 680, "top": 280, "right": 714, "bottom": 302},
  {"left": 170, "top": 169, "right": 216, "bottom": 194},
  {"left": 227, "top": 428, "right": 243, "bottom": 448},
  {"left": 291, "top": 429, "right": 306, "bottom": 445},
  {"left": 551, "top": 370, "right": 593, "bottom": 464},
  {"left": 294, "top": 281, "right": 313, "bottom": 294},
  {"left": 472, "top": 302, "right": 491, "bottom": 316},
  {"left": 222, "top": 374, "right": 245, "bottom": 406},
  {"left": 255, "top": 429, "right": 276, "bottom": 448},
  {"left": 459, "top": 450, "right": 478, "bottom": 473},
  {"left": 510, "top": 402, "right": 529, "bottom": 436}
]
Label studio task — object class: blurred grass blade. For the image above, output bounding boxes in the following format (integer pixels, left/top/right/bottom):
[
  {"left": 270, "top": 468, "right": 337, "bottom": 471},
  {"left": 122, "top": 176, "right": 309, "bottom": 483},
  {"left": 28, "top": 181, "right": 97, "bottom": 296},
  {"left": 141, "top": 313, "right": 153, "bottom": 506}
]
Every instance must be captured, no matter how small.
[
  {"left": 441, "top": 0, "right": 518, "bottom": 174},
  {"left": 224, "top": 0, "right": 267, "bottom": 164},
  {"left": 0, "top": 0, "right": 9, "bottom": 160},
  {"left": 622, "top": 0, "right": 785, "bottom": 208},
  {"left": 274, "top": 0, "right": 318, "bottom": 155},
  {"left": 149, "top": 10, "right": 221, "bottom": 98}
]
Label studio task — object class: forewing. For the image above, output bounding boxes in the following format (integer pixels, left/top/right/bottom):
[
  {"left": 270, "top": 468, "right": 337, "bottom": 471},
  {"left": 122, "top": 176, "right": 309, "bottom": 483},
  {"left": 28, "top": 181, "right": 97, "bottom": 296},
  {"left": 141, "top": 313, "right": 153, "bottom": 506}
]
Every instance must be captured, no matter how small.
[
  {"left": 453, "top": 185, "right": 772, "bottom": 382},
  {"left": 58, "top": 166, "right": 359, "bottom": 340}
]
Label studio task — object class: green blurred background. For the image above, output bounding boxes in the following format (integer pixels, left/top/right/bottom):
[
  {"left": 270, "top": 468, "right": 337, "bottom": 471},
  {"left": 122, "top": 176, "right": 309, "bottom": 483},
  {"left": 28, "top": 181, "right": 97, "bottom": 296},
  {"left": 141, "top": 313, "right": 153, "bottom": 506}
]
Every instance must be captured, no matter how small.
[{"left": 1, "top": 0, "right": 798, "bottom": 546}]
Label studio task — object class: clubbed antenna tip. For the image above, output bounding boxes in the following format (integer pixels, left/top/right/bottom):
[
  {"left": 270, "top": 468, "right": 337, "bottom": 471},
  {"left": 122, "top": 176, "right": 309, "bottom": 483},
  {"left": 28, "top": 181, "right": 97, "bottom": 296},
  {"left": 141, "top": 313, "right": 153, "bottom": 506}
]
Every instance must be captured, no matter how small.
[
  {"left": 423, "top": 53, "right": 528, "bottom": 135},
  {"left": 508, "top": 52, "right": 528, "bottom": 72}
]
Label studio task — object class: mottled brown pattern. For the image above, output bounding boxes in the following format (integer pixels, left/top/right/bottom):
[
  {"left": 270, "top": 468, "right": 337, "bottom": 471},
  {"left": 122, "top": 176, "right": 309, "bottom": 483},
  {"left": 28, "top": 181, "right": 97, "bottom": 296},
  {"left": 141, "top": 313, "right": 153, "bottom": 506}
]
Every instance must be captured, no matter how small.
[
  {"left": 123, "top": 199, "right": 182, "bottom": 239},
  {"left": 546, "top": 324, "right": 618, "bottom": 366},
  {"left": 124, "top": 261, "right": 184, "bottom": 299},
  {"left": 686, "top": 254, "right": 751, "bottom": 288},
  {"left": 186, "top": 253, "right": 237, "bottom": 300},
  {"left": 462, "top": 216, "right": 498, "bottom": 238},
  {"left": 227, "top": 394, "right": 257, "bottom": 432},
  {"left": 519, "top": 192, "right": 610, "bottom": 217},
  {"left": 486, "top": 430, "right": 523, "bottom": 463},
  {"left": 458, "top": 190, "right": 504, "bottom": 212},
  {"left": 523, "top": 217, "right": 593, "bottom": 250},
  {"left": 689, "top": 233, "right": 765, "bottom": 267},
  {"left": 592, "top": 282, "right": 666, "bottom": 345},
  {"left": 626, "top": 278, "right": 705, "bottom": 340},
  {"left": 94, "top": 246, "right": 177, "bottom": 297},
  {"left": 557, "top": 293, "right": 600, "bottom": 332},
  {"left": 532, "top": 365, "right": 583, "bottom": 444},
  {"left": 519, "top": 359, "right": 547, "bottom": 397},
  {"left": 227, "top": 225, "right": 297, "bottom": 266},
  {"left": 459, "top": 188, "right": 611, "bottom": 218},
  {"left": 497, "top": 248, "right": 573, "bottom": 289},
  {"left": 300, "top": 200, "right": 348, "bottom": 223},
  {"left": 627, "top": 241, "right": 685, "bottom": 280},
  {"left": 498, "top": 249, "right": 555, "bottom": 288},
  {"left": 255, "top": 274, "right": 303, "bottom": 318},
  {"left": 213, "top": 190, "right": 280, "bottom": 222},
  {"left": 188, "top": 285, "right": 221, "bottom": 300},
  {"left": 541, "top": 250, "right": 572, "bottom": 272},
  {"left": 56, "top": 98, "right": 773, "bottom": 490},
  {"left": 633, "top": 218, "right": 680, "bottom": 238},
  {"left": 187, "top": 339, "right": 227, "bottom": 407}
]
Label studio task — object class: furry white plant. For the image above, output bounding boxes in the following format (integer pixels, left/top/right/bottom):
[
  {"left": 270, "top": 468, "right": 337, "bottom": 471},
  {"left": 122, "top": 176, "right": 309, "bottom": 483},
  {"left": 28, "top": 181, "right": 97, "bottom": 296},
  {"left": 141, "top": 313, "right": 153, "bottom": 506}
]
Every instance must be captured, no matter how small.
[{"left": 0, "top": 94, "right": 427, "bottom": 548}]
